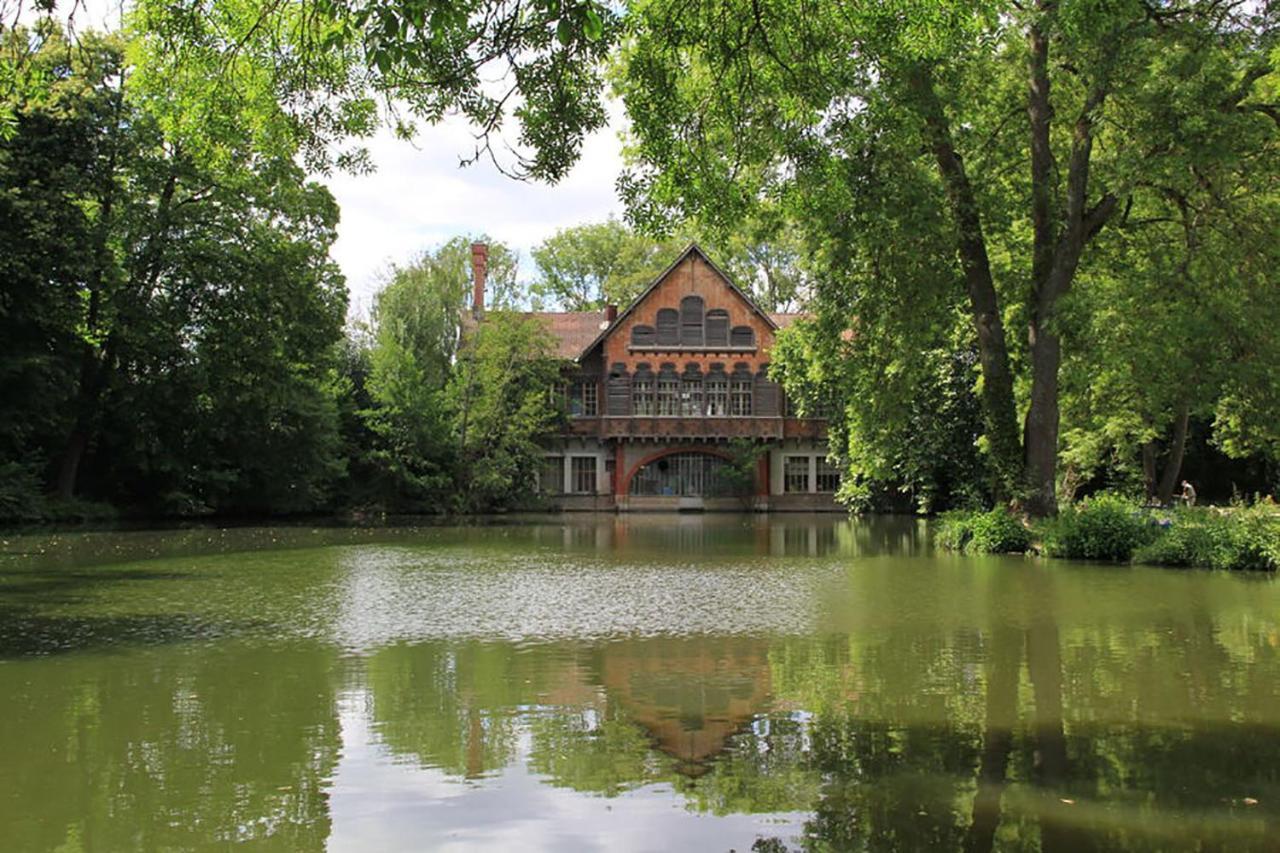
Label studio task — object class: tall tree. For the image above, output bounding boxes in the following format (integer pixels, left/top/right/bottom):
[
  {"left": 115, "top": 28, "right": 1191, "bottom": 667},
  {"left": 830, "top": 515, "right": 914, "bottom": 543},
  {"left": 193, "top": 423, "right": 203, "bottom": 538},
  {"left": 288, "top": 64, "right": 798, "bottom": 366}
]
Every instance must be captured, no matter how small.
[
  {"left": 615, "top": 0, "right": 1280, "bottom": 515},
  {"left": 531, "top": 218, "right": 681, "bottom": 309},
  {"left": 356, "top": 237, "right": 517, "bottom": 508},
  {"left": 447, "top": 312, "right": 564, "bottom": 511},
  {"left": 0, "top": 27, "right": 348, "bottom": 513}
]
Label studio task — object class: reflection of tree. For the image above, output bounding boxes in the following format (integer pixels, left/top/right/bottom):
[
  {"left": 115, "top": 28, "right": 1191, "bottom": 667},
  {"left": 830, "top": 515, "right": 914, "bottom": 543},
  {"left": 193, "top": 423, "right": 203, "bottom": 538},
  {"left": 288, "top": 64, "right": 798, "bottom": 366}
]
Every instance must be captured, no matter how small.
[
  {"left": 0, "top": 642, "right": 340, "bottom": 851},
  {"left": 757, "top": 565, "right": 1280, "bottom": 853},
  {"left": 365, "top": 641, "right": 545, "bottom": 777},
  {"left": 527, "top": 708, "right": 661, "bottom": 795}
]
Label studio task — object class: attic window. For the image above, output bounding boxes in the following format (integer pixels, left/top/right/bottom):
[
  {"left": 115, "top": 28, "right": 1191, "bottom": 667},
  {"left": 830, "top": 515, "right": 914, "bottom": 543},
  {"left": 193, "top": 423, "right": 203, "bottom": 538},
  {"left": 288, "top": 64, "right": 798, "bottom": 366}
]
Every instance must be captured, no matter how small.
[
  {"left": 631, "top": 324, "right": 656, "bottom": 346},
  {"left": 656, "top": 309, "right": 679, "bottom": 346},
  {"left": 705, "top": 310, "right": 729, "bottom": 347},
  {"left": 730, "top": 325, "right": 755, "bottom": 348},
  {"left": 680, "top": 296, "right": 704, "bottom": 346}
]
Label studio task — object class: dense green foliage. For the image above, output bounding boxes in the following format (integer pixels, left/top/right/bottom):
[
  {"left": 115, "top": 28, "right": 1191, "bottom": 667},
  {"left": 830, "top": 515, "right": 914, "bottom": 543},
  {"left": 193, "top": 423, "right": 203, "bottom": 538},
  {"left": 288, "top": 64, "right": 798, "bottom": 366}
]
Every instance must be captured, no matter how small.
[
  {"left": 1037, "top": 494, "right": 1154, "bottom": 562},
  {"left": 337, "top": 243, "right": 565, "bottom": 515},
  {"left": 531, "top": 218, "right": 682, "bottom": 309},
  {"left": 530, "top": 216, "right": 812, "bottom": 312},
  {"left": 448, "top": 312, "right": 565, "bottom": 512},
  {"left": 612, "top": 0, "right": 1280, "bottom": 516},
  {"left": 1136, "top": 505, "right": 1280, "bottom": 572},
  {"left": 0, "top": 29, "right": 565, "bottom": 523},
  {"left": 937, "top": 509, "right": 1030, "bottom": 554},
  {"left": 938, "top": 496, "right": 1280, "bottom": 570},
  {"left": 1, "top": 29, "right": 348, "bottom": 520}
]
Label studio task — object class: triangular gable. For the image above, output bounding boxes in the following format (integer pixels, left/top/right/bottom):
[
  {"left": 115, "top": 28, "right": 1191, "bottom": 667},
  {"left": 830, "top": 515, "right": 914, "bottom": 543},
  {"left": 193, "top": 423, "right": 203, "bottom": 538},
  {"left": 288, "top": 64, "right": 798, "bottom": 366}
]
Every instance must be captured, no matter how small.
[{"left": 575, "top": 242, "right": 776, "bottom": 361}]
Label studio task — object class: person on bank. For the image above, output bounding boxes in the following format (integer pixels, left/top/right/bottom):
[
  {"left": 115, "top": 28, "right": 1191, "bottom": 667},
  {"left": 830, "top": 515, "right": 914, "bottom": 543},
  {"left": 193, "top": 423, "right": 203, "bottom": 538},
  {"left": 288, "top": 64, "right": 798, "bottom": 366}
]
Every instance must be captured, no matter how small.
[{"left": 1179, "top": 480, "right": 1197, "bottom": 507}]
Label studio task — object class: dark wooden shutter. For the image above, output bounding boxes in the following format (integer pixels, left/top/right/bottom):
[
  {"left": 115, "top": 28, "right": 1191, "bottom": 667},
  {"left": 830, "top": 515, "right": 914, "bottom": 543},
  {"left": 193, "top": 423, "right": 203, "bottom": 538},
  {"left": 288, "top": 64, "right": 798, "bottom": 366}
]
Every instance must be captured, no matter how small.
[
  {"left": 656, "top": 309, "right": 679, "bottom": 346},
  {"left": 754, "top": 366, "right": 779, "bottom": 416},
  {"left": 705, "top": 310, "right": 729, "bottom": 347},
  {"left": 730, "top": 325, "right": 755, "bottom": 348},
  {"left": 607, "top": 363, "right": 631, "bottom": 415},
  {"left": 680, "top": 296, "right": 704, "bottom": 346},
  {"left": 631, "top": 324, "right": 655, "bottom": 346}
]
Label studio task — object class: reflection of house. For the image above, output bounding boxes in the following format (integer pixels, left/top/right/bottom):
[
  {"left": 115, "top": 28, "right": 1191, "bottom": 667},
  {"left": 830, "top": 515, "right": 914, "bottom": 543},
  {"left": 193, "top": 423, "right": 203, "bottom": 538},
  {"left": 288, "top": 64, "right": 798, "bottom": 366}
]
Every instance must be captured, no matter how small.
[
  {"left": 469, "top": 242, "right": 841, "bottom": 511},
  {"left": 596, "top": 638, "right": 773, "bottom": 775}
]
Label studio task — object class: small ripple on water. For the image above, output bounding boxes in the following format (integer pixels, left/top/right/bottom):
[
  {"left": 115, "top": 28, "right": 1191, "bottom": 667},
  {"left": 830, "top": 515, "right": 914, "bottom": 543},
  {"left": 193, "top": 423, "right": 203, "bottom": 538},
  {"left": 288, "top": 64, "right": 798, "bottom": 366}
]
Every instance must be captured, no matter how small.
[{"left": 332, "top": 546, "right": 836, "bottom": 650}]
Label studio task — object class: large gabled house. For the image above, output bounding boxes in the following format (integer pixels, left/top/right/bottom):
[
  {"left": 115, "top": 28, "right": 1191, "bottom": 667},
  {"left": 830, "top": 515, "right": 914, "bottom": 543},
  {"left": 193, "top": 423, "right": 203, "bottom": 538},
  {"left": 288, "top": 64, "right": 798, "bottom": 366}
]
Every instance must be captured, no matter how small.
[{"left": 469, "top": 241, "right": 840, "bottom": 511}]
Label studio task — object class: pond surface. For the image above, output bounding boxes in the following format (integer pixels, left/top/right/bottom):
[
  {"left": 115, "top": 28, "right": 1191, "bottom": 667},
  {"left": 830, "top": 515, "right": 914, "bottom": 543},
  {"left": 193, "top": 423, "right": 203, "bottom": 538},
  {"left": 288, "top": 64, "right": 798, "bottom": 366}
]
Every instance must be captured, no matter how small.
[{"left": 1, "top": 514, "right": 1278, "bottom": 852}]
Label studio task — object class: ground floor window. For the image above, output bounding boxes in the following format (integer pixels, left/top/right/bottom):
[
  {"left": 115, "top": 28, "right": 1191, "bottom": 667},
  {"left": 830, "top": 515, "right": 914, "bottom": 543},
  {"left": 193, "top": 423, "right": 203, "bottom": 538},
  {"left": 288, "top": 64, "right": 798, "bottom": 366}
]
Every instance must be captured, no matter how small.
[
  {"left": 539, "top": 456, "right": 563, "bottom": 494},
  {"left": 630, "top": 452, "right": 738, "bottom": 497},
  {"left": 784, "top": 455, "right": 810, "bottom": 493},
  {"left": 571, "top": 456, "right": 597, "bottom": 494},
  {"left": 816, "top": 457, "right": 840, "bottom": 492}
]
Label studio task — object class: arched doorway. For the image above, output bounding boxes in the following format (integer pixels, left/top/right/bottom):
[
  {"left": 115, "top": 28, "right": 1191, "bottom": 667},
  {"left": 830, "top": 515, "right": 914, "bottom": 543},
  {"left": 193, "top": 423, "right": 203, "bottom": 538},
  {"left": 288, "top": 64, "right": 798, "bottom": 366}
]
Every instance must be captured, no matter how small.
[{"left": 625, "top": 450, "right": 740, "bottom": 498}]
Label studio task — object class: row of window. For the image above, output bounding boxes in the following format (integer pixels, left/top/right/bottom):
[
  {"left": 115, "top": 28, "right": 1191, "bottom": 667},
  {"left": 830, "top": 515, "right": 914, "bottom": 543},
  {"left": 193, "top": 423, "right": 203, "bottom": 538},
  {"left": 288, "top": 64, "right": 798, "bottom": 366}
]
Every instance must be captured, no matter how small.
[
  {"left": 631, "top": 296, "right": 756, "bottom": 349},
  {"left": 783, "top": 455, "right": 840, "bottom": 494},
  {"left": 539, "top": 455, "right": 600, "bottom": 494},
  {"left": 632, "top": 375, "right": 753, "bottom": 417},
  {"left": 540, "top": 452, "right": 838, "bottom": 495}
]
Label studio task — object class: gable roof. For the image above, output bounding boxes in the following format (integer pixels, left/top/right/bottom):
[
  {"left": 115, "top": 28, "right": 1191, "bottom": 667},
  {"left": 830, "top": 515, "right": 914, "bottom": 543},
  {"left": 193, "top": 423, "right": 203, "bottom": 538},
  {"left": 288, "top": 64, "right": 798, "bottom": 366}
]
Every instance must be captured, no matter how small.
[
  {"left": 575, "top": 242, "right": 779, "bottom": 361},
  {"left": 524, "top": 311, "right": 606, "bottom": 360}
]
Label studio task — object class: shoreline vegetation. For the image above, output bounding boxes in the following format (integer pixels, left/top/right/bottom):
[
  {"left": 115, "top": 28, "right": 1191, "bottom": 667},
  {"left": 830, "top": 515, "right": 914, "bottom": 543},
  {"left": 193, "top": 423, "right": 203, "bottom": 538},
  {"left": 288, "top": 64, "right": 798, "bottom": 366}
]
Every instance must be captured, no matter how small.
[{"left": 939, "top": 496, "right": 1280, "bottom": 572}]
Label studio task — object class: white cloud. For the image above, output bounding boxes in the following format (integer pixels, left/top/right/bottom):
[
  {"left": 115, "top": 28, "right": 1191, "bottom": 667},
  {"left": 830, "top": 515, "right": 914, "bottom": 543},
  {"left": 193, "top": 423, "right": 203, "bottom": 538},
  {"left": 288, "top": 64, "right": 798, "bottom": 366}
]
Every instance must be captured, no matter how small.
[{"left": 326, "top": 105, "right": 628, "bottom": 317}]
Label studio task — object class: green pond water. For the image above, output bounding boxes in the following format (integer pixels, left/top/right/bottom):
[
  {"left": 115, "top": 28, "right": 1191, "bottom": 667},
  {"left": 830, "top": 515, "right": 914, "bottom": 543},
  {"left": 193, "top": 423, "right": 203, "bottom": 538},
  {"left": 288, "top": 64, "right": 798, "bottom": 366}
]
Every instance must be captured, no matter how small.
[{"left": 1, "top": 514, "right": 1278, "bottom": 852}]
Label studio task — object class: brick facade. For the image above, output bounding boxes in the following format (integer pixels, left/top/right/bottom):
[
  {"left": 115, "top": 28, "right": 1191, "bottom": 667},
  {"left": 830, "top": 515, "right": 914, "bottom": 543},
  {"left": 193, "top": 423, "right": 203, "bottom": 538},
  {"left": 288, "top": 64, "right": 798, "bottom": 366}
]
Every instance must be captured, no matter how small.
[{"left": 523, "top": 243, "right": 840, "bottom": 512}]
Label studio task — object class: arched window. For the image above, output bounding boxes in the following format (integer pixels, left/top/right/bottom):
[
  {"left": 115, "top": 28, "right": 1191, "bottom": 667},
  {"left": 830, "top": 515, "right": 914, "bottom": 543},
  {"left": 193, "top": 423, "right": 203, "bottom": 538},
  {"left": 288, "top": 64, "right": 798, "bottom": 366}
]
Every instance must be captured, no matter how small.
[
  {"left": 730, "top": 325, "right": 755, "bottom": 348},
  {"left": 656, "top": 309, "right": 679, "bottom": 346},
  {"left": 680, "top": 296, "right": 704, "bottom": 346},
  {"left": 631, "top": 324, "right": 655, "bottom": 347},
  {"left": 705, "top": 310, "right": 729, "bottom": 347},
  {"left": 630, "top": 452, "right": 734, "bottom": 497},
  {"left": 632, "top": 365, "right": 655, "bottom": 415}
]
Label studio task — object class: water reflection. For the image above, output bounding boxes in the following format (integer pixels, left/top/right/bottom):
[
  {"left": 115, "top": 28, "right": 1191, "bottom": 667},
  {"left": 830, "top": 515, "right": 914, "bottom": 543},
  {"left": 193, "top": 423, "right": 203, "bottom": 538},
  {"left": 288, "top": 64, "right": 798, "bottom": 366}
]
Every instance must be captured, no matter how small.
[{"left": 1, "top": 517, "right": 1278, "bottom": 850}]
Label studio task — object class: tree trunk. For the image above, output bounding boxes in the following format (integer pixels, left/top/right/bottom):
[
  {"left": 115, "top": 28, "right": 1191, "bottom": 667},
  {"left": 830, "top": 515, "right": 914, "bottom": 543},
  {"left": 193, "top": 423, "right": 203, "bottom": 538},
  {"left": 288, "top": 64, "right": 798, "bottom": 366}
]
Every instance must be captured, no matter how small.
[
  {"left": 1022, "top": 13, "right": 1062, "bottom": 518},
  {"left": 54, "top": 428, "right": 90, "bottom": 501},
  {"left": 1156, "top": 404, "right": 1191, "bottom": 505},
  {"left": 1141, "top": 441, "right": 1158, "bottom": 500},
  {"left": 907, "top": 65, "right": 1023, "bottom": 502},
  {"left": 1021, "top": 65, "right": 1116, "bottom": 516}
]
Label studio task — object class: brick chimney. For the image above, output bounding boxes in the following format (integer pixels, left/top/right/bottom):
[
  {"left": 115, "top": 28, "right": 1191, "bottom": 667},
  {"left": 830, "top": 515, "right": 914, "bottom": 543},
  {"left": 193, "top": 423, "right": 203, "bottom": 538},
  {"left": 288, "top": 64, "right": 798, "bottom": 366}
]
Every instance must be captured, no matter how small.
[
  {"left": 605, "top": 304, "right": 618, "bottom": 323},
  {"left": 470, "top": 242, "right": 488, "bottom": 317}
]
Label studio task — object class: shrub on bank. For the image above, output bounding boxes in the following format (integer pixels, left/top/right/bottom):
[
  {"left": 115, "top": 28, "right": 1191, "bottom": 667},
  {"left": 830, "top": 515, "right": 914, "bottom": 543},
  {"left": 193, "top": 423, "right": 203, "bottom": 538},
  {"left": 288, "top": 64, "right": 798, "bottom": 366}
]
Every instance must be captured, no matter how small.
[
  {"left": 1038, "top": 493, "right": 1152, "bottom": 562},
  {"left": 1136, "top": 504, "right": 1280, "bottom": 571},
  {"left": 937, "top": 508, "right": 1030, "bottom": 554}
]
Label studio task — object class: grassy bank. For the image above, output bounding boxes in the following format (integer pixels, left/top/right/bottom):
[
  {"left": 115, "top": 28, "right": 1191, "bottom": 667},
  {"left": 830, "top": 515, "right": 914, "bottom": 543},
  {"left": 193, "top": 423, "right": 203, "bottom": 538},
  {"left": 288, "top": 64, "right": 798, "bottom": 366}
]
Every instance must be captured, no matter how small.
[{"left": 938, "top": 496, "right": 1280, "bottom": 571}]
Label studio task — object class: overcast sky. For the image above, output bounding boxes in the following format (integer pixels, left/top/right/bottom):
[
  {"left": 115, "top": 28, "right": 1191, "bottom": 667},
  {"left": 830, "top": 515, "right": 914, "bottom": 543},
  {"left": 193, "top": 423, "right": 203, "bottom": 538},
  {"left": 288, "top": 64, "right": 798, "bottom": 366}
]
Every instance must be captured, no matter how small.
[{"left": 326, "top": 109, "right": 627, "bottom": 318}]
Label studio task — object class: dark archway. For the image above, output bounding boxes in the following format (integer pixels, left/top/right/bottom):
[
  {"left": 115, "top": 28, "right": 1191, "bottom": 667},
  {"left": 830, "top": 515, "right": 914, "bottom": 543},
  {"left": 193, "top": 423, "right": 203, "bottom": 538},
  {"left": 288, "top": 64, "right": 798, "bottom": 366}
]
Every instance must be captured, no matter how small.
[{"left": 622, "top": 448, "right": 740, "bottom": 497}]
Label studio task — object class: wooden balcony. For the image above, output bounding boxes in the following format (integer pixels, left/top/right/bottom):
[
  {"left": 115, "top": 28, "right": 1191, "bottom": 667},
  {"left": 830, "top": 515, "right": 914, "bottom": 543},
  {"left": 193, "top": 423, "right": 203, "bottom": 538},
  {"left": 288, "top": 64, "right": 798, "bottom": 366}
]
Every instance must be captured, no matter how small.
[{"left": 566, "top": 416, "right": 826, "bottom": 441}]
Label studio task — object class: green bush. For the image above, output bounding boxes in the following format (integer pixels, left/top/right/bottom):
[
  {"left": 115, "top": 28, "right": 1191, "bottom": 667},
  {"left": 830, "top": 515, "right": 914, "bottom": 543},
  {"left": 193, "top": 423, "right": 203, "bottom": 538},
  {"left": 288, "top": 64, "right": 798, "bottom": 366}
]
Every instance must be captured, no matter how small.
[
  {"left": 1136, "top": 505, "right": 1280, "bottom": 571},
  {"left": 936, "top": 509, "right": 977, "bottom": 551},
  {"left": 937, "top": 508, "right": 1029, "bottom": 554},
  {"left": 0, "top": 460, "right": 48, "bottom": 523},
  {"left": 1039, "top": 493, "right": 1152, "bottom": 562}
]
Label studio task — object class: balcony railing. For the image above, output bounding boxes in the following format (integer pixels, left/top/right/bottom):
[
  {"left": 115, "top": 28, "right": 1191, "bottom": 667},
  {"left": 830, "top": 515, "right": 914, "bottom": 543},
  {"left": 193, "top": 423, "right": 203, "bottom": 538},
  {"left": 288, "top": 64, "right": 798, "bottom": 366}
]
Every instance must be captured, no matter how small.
[{"left": 566, "top": 416, "right": 826, "bottom": 440}]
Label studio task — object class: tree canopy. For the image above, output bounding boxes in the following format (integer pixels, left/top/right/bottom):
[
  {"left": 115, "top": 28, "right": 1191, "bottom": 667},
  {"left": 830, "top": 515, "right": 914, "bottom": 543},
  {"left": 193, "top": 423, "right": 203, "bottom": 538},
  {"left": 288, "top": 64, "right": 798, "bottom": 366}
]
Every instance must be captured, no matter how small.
[{"left": 613, "top": 0, "right": 1280, "bottom": 514}]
